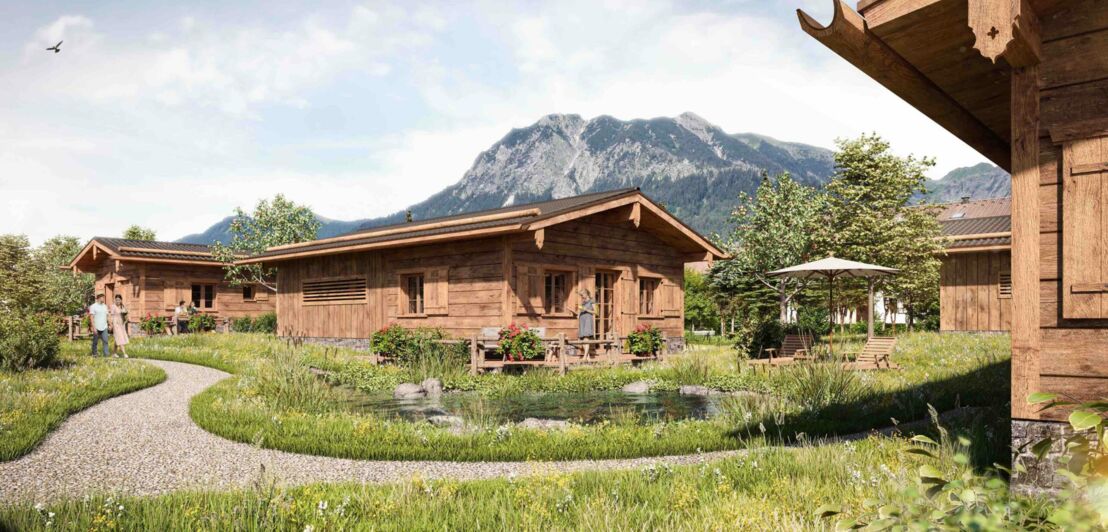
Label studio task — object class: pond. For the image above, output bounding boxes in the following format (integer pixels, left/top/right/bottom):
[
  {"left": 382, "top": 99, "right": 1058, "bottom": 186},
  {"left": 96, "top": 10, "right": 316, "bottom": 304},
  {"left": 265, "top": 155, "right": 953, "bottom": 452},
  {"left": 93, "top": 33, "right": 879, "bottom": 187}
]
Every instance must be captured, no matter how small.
[{"left": 338, "top": 389, "right": 733, "bottom": 424}]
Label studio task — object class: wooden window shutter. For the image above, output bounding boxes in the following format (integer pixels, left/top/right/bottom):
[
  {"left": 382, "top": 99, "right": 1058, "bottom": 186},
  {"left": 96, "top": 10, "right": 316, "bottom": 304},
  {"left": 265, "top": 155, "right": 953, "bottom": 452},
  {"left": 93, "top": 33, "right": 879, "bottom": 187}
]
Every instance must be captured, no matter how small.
[
  {"left": 425, "top": 267, "right": 449, "bottom": 315},
  {"left": 515, "top": 264, "right": 543, "bottom": 315},
  {"left": 163, "top": 282, "right": 180, "bottom": 310},
  {"left": 1062, "top": 135, "right": 1108, "bottom": 319},
  {"left": 254, "top": 285, "right": 270, "bottom": 302},
  {"left": 661, "top": 278, "right": 682, "bottom": 317},
  {"left": 620, "top": 272, "right": 637, "bottom": 315}
]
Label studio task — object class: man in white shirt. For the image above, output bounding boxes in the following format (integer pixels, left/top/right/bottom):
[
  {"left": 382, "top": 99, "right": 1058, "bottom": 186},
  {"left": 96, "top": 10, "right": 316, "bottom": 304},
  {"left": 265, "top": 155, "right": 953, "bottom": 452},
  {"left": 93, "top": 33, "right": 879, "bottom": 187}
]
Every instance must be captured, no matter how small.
[{"left": 88, "top": 293, "right": 110, "bottom": 357}]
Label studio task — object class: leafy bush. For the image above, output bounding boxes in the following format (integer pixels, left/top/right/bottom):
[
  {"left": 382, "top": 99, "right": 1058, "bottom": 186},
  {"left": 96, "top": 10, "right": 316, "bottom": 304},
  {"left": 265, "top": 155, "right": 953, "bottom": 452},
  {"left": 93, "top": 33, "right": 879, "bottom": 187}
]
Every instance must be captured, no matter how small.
[
  {"left": 369, "top": 324, "right": 467, "bottom": 378},
  {"left": 733, "top": 318, "right": 783, "bottom": 359},
  {"left": 627, "top": 324, "right": 664, "bottom": 355},
  {"left": 0, "top": 311, "right": 60, "bottom": 371},
  {"left": 252, "top": 312, "right": 277, "bottom": 334},
  {"left": 498, "top": 323, "right": 543, "bottom": 361},
  {"left": 1027, "top": 392, "right": 1108, "bottom": 489},
  {"left": 188, "top": 313, "right": 217, "bottom": 332},
  {"left": 230, "top": 316, "right": 254, "bottom": 333},
  {"left": 140, "top": 314, "right": 166, "bottom": 335}
]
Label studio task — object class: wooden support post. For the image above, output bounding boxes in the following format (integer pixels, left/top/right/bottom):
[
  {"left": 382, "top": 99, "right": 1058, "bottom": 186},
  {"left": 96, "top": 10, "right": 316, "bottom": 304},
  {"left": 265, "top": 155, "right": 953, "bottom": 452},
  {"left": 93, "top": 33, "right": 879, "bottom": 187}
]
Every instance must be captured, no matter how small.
[
  {"left": 67, "top": 316, "right": 74, "bottom": 341},
  {"left": 629, "top": 202, "right": 641, "bottom": 228},
  {"left": 1010, "top": 65, "right": 1041, "bottom": 419},
  {"left": 660, "top": 333, "right": 668, "bottom": 362},
  {"left": 501, "top": 236, "right": 513, "bottom": 327},
  {"left": 558, "top": 333, "right": 567, "bottom": 376},
  {"left": 533, "top": 228, "right": 545, "bottom": 250},
  {"left": 470, "top": 334, "right": 479, "bottom": 376},
  {"left": 867, "top": 279, "right": 875, "bottom": 340}
]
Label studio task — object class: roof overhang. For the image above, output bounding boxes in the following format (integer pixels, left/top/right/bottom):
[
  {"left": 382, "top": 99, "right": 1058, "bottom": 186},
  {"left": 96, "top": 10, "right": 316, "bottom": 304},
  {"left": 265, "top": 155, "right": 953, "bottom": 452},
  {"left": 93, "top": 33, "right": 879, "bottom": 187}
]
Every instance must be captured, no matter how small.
[
  {"left": 68, "top": 238, "right": 224, "bottom": 273},
  {"left": 238, "top": 191, "right": 728, "bottom": 265}
]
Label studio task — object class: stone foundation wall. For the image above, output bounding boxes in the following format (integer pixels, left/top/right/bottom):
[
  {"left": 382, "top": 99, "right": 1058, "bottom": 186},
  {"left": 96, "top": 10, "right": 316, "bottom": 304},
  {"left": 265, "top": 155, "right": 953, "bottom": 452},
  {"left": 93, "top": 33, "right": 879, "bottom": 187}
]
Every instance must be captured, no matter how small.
[{"left": 1011, "top": 419, "right": 1087, "bottom": 496}]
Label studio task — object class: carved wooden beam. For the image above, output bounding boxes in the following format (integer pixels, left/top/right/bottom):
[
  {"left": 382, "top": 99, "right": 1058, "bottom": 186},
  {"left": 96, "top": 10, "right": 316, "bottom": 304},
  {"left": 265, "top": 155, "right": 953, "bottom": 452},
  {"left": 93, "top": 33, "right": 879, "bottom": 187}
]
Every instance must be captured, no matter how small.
[
  {"left": 968, "top": 0, "right": 1041, "bottom": 67},
  {"left": 798, "top": 0, "right": 1011, "bottom": 169},
  {"left": 534, "top": 228, "right": 545, "bottom": 250},
  {"left": 629, "top": 202, "right": 642, "bottom": 228}
]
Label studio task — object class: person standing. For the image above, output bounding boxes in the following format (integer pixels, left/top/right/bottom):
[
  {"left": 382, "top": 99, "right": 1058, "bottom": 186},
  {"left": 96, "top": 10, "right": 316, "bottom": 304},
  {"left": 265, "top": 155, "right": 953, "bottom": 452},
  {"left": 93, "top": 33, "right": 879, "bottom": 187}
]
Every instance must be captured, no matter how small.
[
  {"left": 110, "top": 294, "right": 130, "bottom": 358},
  {"left": 576, "top": 289, "right": 597, "bottom": 360},
  {"left": 88, "top": 293, "right": 110, "bottom": 357},
  {"left": 174, "top": 300, "right": 189, "bottom": 334}
]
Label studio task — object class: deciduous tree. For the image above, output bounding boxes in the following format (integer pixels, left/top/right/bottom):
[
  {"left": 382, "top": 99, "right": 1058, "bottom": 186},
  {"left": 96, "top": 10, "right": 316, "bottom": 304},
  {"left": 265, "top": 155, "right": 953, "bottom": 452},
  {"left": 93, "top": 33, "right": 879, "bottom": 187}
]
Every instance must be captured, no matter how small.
[
  {"left": 122, "top": 225, "right": 157, "bottom": 241},
  {"left": 210, "top": 195, "right": 320, "bottom": 292}
]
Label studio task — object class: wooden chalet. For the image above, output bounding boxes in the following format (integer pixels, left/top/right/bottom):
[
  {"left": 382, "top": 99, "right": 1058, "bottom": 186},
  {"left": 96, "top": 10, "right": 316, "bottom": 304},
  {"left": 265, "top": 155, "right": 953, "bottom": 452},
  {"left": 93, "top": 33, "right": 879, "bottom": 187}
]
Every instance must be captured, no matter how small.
[
  {"left": 239, "top": 188, "right": 727, "bottom": 347},
  {"left": 799, "top": 0, "right": 1108, "bottom": 488},
  {"left": 937, "top": 197, "right": 1012, "bottom": 332},
  {"left": 68, "top": 238, "right": 275, "bottom": 332}
]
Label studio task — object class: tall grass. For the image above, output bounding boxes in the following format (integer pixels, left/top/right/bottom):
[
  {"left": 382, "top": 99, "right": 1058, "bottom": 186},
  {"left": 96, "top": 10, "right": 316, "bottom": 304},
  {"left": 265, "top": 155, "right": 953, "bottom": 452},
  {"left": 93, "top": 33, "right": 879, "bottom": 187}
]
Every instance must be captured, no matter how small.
[
  {"left": 772, "top": 362, "right": 863, "bottom": 411},
  {"left": 0, "top": 342, "right": 166, "bottom": 461}
]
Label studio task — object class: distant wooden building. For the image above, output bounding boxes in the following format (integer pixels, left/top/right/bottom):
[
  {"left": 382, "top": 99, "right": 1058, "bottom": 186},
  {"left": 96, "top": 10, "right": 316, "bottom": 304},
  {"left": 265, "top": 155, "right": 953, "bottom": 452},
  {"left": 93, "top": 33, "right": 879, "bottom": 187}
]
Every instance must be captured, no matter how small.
[
  {"left": 800, "top": 0, "right": 1108, "bottom": 490},
  {"left": 937, "top": 198, "right": 1012, "bottom": 332},
  {"left": 68, "top": 238, "right": 275, "bottom": 331},
  {"left": 240, "top": 189, "right": 727, "bottom": 346}
]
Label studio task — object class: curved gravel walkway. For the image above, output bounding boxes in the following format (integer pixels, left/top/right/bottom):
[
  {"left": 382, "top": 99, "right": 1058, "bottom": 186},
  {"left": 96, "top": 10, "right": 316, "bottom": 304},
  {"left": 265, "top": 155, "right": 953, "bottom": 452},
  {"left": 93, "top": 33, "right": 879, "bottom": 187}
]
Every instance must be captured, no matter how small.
[{"left": 0, "top": 359, "right": 749, "bottom": 503}]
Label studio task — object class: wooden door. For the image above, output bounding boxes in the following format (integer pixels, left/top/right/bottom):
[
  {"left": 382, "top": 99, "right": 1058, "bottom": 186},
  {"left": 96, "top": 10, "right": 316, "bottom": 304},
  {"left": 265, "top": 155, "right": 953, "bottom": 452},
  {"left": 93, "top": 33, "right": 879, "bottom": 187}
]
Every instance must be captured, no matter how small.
[{"left": 594, "top": 271, "right": 617, "bottom": 337}]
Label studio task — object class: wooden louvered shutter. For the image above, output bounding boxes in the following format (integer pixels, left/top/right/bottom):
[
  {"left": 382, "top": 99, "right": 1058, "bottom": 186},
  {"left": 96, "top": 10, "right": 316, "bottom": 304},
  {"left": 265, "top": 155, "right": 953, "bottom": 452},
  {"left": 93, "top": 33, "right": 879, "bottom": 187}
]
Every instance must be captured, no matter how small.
[
  {"left": 1063, "top": 135, "right": 1108, "bottom": 319},
  {"left": 660, "top": 277, "right": 682, "bottom": 317},
  {"left": 425, "top": 267, "right": 450, "bottom": 315},
  {"left": 515, "top": 264, "right": 543, "bottom": 315},
  {"left": 619, "top": 272, "right": 637, "bottom": 315}
]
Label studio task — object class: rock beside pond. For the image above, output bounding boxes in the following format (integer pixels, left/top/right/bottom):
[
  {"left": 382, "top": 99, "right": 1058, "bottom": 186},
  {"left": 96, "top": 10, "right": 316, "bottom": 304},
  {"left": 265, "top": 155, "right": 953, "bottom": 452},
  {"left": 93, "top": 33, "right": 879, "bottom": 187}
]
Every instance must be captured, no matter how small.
[
  {"left": 421, "top": 378, "right": 443, "bottom": 398},
  {"left": 393, "top": 383, "right": 427, "bottom": 399},
  {"left": 678, "top": 385, "right": 711, "bottom": 396},
  {"left": 427, "top": 415, "right": 465, "bottom": 428},
  {"left": 622, "top": 381, "right": 653, "bottom": 394},
  {"left": 517, "top": 418, "right": 572, "bottom": 430}
]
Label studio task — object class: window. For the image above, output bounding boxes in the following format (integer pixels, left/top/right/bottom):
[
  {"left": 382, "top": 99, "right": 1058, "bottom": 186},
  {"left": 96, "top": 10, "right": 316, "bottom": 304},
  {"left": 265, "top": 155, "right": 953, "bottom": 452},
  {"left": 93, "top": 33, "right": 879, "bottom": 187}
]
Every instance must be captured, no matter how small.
[
  {"left": 402, "top": 273, "right": 425, "bottom": 314},
  {"left": 302, "top": 277, "right": 367, "bottom": 305},
  {"left": 639, "top": 278, "right": 659, "bottom": 315},
  {"left": 242, "top": 285, "right": 255, "bottom": 301},
  {"left": 544, "top": 271, "right": 569, "bottom": 314},
  {"left": 999, "top": 271, "right": 1012, "bottom": 299},
  {"left": 191, "top": 284, "right": 215, "bottom": 309}
]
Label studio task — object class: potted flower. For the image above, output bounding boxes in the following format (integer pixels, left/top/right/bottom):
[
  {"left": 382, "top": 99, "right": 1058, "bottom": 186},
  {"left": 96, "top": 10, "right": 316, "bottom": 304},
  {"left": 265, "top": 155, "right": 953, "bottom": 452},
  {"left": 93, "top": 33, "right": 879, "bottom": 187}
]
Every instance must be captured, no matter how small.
[
  {"left": 627, "top": 324, "right": 664, "bottom": 356},
  {"left": 498, "top": 323, "right": 543, "bottom": 361}
]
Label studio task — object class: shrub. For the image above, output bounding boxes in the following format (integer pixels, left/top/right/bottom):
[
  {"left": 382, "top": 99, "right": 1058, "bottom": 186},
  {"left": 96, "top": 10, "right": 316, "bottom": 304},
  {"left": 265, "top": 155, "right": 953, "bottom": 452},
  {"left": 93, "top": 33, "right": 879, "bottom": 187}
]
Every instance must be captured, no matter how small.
[
  {"left": 370, "top": 324, "right": 467, "bottom": 378},
  {"left": 734, "top": 318, "right": 784, "bottom": 359},
  {"left": 773, "top": 362, "right": 863, "bottom": 411},
  {"left": 189, "top": 313, "right": 217, "bottom": 333},
  {"left": 252, "top": 312, "right": 277, "bottom": 334},
  {"left": 498, "top": 324, "right": 543, "bottom": 360},
  {"left": 139, "top": 314, "right": 166, "bottom": 335},
  {"left": 371, "top": 324, "right": 411, "bottom": 357},
  {"left": 230, "top": 316, "right": 254, "bottom": 333},
  {"left": 0, "top": 311, "right": 61, "bottom": 371},
  {"left": 627, "top": 324, "right": 664, "bottom": 355}
]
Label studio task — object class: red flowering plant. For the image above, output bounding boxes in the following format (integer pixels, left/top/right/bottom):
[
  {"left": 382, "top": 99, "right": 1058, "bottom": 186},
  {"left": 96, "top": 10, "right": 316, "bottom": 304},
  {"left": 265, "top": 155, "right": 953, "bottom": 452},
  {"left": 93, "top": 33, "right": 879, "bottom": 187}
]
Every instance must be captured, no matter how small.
[
  {"left": 370, "top": 323, "right": 409, "bottom": 358},
  {"left": 627, "top": 324, "right": 664, "bottom": 355},
  {"left": 498, "top": 323, "right": 543, "bottom": 361},
  {"left": 139, "top": 314, "right": 166, "bottom": 335}
]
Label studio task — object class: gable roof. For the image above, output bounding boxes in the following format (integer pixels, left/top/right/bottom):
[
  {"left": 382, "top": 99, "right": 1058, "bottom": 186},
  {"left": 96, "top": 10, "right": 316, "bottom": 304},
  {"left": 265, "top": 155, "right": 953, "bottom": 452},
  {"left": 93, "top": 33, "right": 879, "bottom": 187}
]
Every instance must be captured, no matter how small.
[
  {"left": 936, "top": 197, "right": 1011, "bottom": 253},
  {"left": 68, "top": 238, "right": 223, "bottom": 271},
  {"left": 240, "top": 188, "right": 727, "bottom": 264}
]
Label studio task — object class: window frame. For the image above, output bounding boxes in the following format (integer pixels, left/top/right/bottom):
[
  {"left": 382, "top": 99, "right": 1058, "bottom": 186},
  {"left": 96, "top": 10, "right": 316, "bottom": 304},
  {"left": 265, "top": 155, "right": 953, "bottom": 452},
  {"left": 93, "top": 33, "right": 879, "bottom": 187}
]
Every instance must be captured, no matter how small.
[
  {"left": 543, "top": 269, "right": 573, "bottom": 316},
  {"left": 399, "top": 272, "right": 426, "bottom": 317},
  {"left": 190, "top": 282, "right": 217, "bottom": 310},
  {"left": 242, "top": 284, "right": 255, "bottom": 302},
  {"left": 638, "top": 276, "right": 661, "bottom": 318}
]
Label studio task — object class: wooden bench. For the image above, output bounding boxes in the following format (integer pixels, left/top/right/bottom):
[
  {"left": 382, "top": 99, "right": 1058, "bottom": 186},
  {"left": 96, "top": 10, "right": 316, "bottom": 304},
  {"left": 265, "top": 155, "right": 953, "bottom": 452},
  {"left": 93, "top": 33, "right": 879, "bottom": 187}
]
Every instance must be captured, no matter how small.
[{"left": 844, "top": 336, "right": 898, "bottom": 369}]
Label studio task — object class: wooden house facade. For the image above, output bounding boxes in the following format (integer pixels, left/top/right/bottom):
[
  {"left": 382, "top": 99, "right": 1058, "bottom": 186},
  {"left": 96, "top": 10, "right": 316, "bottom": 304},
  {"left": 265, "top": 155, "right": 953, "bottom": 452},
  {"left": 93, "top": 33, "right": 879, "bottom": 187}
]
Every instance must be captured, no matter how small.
[
  {"left": 241, "top": 189, "right": 726, "bottom": 346},
  {"left": 68, "top": 238, "right": 275, "bottom": 332},
  {"left": 799, "top": 0, "right": 1108, "bottom": 489},
  {"left": 937, "top": 198, "right": 1012, "bottom": 332}
]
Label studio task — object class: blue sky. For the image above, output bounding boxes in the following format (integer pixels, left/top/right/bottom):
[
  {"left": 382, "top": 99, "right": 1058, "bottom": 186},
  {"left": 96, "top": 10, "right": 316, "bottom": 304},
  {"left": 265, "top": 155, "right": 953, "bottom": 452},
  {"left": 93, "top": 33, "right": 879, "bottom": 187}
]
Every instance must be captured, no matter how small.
[{"left": 0, "top": 0, "right": 990, "bottom": 244}]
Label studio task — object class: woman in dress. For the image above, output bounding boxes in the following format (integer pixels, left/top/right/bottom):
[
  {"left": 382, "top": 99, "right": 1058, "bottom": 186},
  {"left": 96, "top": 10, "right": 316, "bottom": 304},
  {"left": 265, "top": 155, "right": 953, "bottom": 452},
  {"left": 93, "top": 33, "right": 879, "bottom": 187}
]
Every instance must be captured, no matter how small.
[
  {"left": 110, "top": 294, "right": 130, "bottom": 358},
  {"left": 577, "top": 289, "right": 596, "bottom": 359}
]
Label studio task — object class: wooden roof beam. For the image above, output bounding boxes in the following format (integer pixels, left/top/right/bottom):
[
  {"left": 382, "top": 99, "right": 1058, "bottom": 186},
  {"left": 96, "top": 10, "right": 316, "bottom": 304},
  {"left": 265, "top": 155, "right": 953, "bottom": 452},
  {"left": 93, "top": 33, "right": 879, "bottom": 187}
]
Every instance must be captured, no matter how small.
[
  {"left": 798, "top": 0, "right": 1011, "bottom": 170},
  {"left": 969, "top": 0, "right": 1041, "bottom": 68}
]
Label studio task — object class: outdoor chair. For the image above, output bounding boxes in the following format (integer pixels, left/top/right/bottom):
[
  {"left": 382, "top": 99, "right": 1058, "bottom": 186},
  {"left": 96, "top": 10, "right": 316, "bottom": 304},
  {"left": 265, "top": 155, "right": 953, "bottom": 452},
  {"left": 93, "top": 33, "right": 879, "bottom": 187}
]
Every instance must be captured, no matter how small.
[
  {"left": 844, "top": 336, "right": 898, "bottom": 369},
  {"left": 766, "top": 333, "right": 815, "bottom": 362}
]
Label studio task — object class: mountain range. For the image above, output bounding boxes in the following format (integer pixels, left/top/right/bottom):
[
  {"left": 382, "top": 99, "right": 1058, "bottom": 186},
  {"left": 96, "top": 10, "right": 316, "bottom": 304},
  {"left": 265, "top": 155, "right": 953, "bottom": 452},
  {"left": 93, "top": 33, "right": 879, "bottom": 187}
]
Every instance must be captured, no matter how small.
[{"left": 179, "top": 113, "right": 1009, "bottom": 244}]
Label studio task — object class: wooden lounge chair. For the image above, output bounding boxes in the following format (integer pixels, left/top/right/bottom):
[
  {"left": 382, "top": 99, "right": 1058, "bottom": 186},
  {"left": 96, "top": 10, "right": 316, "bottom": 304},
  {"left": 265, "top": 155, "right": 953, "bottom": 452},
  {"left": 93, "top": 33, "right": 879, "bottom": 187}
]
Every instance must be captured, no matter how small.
[
  {"left": 765, "top": 334, "right": 815, "bottom": 362},
  {"left": 844, "top": 336, "right": 898, "bottom": 369}
]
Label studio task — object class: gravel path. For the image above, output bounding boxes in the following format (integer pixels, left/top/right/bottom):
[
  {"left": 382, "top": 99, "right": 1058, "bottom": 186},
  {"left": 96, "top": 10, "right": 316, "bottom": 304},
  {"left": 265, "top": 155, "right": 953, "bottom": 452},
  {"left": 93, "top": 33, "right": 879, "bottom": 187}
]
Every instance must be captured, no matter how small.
[{"left": 0, "top": 359, "right": 748, "bottom": 504}]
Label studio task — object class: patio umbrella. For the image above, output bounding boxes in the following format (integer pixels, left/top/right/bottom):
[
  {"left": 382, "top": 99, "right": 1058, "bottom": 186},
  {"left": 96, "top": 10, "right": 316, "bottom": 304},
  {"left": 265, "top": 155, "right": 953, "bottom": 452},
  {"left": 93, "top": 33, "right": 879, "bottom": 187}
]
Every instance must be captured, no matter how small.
[{"left": 768, "top": 256, "right": 897, "bottom": 357}]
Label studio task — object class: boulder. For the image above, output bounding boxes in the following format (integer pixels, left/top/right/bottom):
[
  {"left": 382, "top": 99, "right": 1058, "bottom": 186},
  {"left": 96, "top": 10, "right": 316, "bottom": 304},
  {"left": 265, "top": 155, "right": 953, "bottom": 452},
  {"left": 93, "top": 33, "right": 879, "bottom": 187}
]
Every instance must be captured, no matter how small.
[
  {"left": 517, "top": 418, "right": 572, "bottom": 430},
  {"left": 427, "top": 415, "right": 465, "bottom": 428},
  {"left": 393, "top": 383, "right": 427, "bottom": 399},
  {"left": 678, "top": 385, "right": 711, "bottom": 396},
  {"left": 421, "top": 378, "right": 443, "bottom": 397},
  {"left": 622, "top": 381, "right": 653, "bottom": 394}
]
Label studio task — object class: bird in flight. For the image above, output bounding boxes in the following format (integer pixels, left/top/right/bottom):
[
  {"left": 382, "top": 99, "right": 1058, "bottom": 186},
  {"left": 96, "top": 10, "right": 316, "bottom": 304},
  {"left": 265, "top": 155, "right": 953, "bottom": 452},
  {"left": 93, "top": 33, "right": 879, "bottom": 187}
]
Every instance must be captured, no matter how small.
[{"left": 46, "top": 41, "right": 62, "bottom": 53}]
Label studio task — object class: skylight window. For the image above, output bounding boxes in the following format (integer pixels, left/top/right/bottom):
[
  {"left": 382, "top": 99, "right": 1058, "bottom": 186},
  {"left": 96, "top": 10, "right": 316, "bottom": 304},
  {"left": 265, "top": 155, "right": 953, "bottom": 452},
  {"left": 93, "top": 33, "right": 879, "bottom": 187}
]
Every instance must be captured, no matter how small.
[{"left": 950, "top": 212, "right": 966, "bottom": 219}]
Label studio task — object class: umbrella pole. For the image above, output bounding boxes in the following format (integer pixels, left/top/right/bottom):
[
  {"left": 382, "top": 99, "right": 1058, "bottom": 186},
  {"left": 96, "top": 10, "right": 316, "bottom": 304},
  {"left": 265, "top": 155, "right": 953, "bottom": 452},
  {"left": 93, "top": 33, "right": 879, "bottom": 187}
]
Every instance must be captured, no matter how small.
[{"left": 828, "top": 274, "right": 834, "bottom": 359}]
